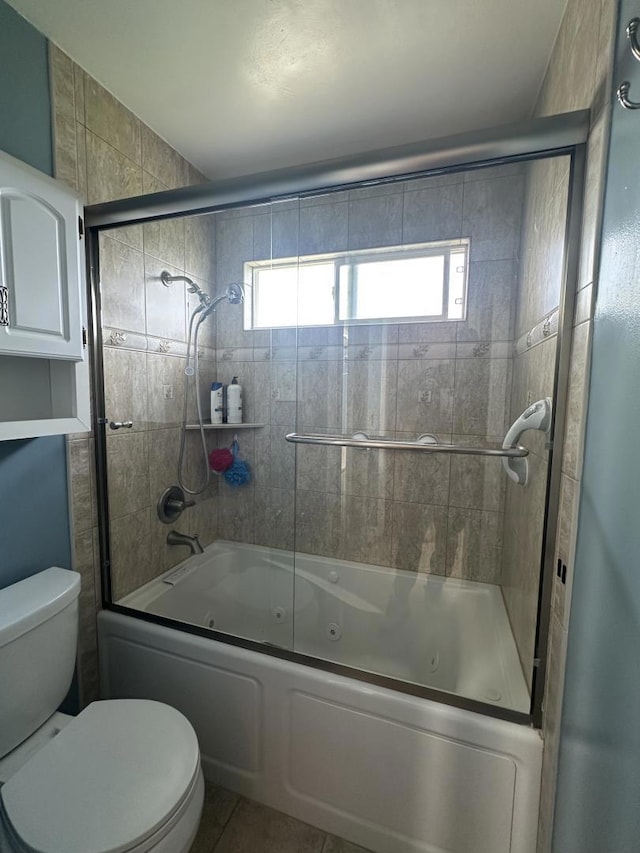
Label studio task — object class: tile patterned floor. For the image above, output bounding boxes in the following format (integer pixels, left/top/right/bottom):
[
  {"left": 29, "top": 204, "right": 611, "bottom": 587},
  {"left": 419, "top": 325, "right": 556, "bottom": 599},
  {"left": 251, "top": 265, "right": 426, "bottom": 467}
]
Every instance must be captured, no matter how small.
[{"left": 191, "top": 783, "right": 373, "bottom": 853}]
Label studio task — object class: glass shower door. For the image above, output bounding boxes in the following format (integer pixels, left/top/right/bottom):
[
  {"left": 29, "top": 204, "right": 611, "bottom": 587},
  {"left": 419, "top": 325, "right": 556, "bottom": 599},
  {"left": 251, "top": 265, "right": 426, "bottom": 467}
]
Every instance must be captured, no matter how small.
[{"left": 286, "top": 157, "right": 572, "bottom": 714}]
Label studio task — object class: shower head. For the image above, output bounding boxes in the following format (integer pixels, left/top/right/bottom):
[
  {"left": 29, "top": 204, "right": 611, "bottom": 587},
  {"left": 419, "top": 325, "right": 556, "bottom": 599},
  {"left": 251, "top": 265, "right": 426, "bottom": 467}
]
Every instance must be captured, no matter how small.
[
  {"left": 200, "top": 283, "right": 245, "bottom": 316},
  {"left": 161, "top": 271, "right": 243, "bottom": 318},
  {"left": 224, "top": 283, "right": 244, "bottom": 305},
  {"left": 160, "top": 270, "right": 212, "bottom": 308}
]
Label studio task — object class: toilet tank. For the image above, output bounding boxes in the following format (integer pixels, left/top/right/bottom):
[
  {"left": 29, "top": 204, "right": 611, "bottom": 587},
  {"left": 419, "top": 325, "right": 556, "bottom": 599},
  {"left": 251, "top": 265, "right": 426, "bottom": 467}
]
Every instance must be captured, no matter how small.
[{"left": 0, "top": 568, "right": 80, "bottom": 758}]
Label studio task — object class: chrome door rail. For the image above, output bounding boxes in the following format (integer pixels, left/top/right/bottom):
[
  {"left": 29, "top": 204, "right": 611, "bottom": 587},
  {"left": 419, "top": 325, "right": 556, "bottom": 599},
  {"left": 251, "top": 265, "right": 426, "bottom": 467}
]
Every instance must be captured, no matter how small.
[{"left": 285, "top": 432, "right": 528, "bottom": 458}]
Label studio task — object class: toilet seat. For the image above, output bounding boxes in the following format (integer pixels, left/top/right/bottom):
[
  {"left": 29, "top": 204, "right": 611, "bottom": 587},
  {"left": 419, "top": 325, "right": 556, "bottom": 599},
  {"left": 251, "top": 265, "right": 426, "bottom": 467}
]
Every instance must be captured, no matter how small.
[{"left": 0, "top": 699, "right": 201, "bottom": 853}]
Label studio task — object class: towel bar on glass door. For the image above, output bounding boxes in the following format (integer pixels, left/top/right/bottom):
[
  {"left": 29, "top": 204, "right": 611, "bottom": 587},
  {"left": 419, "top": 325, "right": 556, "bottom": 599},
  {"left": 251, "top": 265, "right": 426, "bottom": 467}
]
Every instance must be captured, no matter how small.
[{"left": 285, "top": 432, "right": 529, "bottom": 458}]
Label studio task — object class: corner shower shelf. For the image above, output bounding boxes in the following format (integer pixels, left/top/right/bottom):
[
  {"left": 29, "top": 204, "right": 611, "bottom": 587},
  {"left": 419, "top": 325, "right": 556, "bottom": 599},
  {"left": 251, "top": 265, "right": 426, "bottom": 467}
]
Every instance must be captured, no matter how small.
[{"left": 185, "top": 422, "right": 265, "bottom": 430}]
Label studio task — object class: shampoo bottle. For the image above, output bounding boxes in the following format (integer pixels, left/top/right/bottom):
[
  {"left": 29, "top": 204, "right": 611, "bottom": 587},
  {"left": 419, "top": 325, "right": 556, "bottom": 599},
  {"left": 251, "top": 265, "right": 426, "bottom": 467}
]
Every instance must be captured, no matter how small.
[
  {"left": 226, "top": 376, "right": 243, "bottom": 424},
  {"left": 210, "top": 382, "right": 224, "bottom": 424}
]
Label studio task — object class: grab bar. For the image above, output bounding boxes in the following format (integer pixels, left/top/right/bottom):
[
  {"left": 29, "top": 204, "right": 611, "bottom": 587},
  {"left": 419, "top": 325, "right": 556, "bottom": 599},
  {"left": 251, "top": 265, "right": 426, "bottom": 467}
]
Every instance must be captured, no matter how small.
[
  {"left": 285, "top": 432, "right": 528, "bottom": 458},
  {"left": 502, "top": 398, "right": 552, "bottom": 486}
]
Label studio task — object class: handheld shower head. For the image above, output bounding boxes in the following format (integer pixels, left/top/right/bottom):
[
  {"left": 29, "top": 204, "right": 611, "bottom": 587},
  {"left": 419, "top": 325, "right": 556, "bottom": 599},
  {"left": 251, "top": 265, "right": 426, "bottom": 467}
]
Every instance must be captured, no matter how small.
[{"left": 225, "top": 283, "right": 244, "bottom": 305}]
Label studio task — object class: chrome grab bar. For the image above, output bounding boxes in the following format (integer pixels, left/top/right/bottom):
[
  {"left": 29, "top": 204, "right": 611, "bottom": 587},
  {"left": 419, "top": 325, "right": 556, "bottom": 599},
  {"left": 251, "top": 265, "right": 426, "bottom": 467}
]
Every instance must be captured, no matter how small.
[{"left": 285, "top": 432, "right": 528, "bottom": 458}]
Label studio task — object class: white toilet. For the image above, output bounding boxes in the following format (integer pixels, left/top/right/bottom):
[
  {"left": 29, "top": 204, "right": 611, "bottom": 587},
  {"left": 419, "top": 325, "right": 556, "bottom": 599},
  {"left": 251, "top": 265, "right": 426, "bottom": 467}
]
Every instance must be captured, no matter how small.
[{"left": 0, "top": 567, "right": 204, "bottom": 853}]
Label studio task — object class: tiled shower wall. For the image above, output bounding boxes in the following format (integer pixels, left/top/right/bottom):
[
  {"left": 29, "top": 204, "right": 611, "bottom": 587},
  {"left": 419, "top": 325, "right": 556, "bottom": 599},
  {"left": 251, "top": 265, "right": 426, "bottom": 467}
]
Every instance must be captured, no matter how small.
[
  {"left": 501, "top": 154, "right": 570, "bottom": 685},
  {"left": 50, "top": 45, "right": 208, "bottom": 703},
  {"left": 530, "top": 0, "right": 618, "bottom": 850},
  {"left": 211, "top": 168, "right": 524, "bottom": 580}
]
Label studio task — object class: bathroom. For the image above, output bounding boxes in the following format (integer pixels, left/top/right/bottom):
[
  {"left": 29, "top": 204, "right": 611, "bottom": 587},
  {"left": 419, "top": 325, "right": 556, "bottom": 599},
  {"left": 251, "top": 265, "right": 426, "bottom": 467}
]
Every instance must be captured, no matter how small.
[{"left": 1, "top": 0, "right": 637, "bottom": 852}]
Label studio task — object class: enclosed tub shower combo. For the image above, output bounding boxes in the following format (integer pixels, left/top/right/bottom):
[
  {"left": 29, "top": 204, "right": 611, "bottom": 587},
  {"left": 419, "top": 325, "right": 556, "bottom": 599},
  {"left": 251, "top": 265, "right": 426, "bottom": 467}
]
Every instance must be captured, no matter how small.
[{"left": 90, "top": 111, "right": 588, "bottom": 853}]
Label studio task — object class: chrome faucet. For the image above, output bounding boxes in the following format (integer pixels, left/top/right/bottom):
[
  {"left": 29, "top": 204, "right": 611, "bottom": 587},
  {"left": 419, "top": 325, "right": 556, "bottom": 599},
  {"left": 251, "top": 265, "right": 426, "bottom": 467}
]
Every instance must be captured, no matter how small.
[{"left": 166, "top": 530, "right": 204, "bottom": 555}]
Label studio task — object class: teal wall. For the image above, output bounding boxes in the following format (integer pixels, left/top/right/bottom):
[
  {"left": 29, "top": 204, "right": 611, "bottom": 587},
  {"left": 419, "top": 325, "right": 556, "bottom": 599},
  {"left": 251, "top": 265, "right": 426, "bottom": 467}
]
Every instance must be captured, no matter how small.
[
  {"left": 0, "top": 0, "right": 72, "bottom": 590},
  {"left": 553, "top": 1, "right": 640, "bottom": 850}
]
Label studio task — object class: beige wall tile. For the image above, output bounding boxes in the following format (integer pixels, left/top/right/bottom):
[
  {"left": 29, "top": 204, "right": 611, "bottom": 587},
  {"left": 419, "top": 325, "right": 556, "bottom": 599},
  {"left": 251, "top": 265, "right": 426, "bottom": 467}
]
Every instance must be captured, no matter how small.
[
  {"left": 147, "top": 427, "right": 181, "bottom": 505},
  {"left": 578, "top": 111, "right": 607, "bottom": 291},
  {"left": 390, "top": 501, "right": 448, "bottom": 574},
  {"left": 254, "top": 488, "right": 295, "bottom": 551},
  {"left": 85, "top": 77, "right": 141, "bottom": 164},
  {"left": 144, "top": 256, "right": 187, "bottom": 342},
  {"left": 185, "top": 213, "right": 216, "bottom": 283},
  {"left": 254, "top": 425, "right": 296, "bottom": 491},
  {"left": 461, "top": 175, "right": 524, "bottom": 262},
  {"left": 49, "top": 44, "right": 75, "bottom": 120},
  {"left": 75, "top": 121, "right": 88, "bottom": 200},
  {"left": 501, "top": 450, "right": 549, "bottom": 680},
  {"left": 99, "top": 235, "right": 146, "bottom": 332},
  {"left": 402, "top": 183, "right": 463, "bottom": 243},
  {"left": 537, "top": 614, "right": 569, "bottom": 853},
  {"left": 449, "top": 435, "right": 506, "bottom": 512},
  {"left": 298, "top": 200, "right": 348, "bottom": 255},
  {"left": 141, "top": 123, "right": 189, "bottom": 189},
  {"left": 217, "top": 483, "right": 255, "bottom": 543},
  {"left": 347, "top": 192, "right": 403, "bottom": 250},
  {"left": 53, "top": 110, "right": 78, "bottom": 193},
  {"left": 446, "top": 507, "right": 503, "bottom": 583},
  {"left": 453, "top": 358, "right": 511, "bottom": 435},
  {"left": 295, "top": 490, "right": 342, "bottom": 559},
  {"left": 142, "top": 171, "right": 186, "bottom": 269},
  {"left": 297, "top": 360, "right": 344, "bottom": 432},
  {"left": 457, "top": 259, "right": 517, "bottom": 343},
  {"left": 110, "top": 508, "right": 153, "bottom": 600},
  {"left": 73, "top": 62, "right": 86, "bottom": 124},
  {"left": 341, "top": 446, "right": 395, "bottom": 500},
  {"left": 562, "top": 320, "right": 592, "bottom": 479},
  {"left": 86, "top": 131, "right": 142, "bottom": 205},
  {"left": 393, "top": 441, "right": 450, "bottom": 505},
  {"left": 68, "top": 438, "right": 96, "bottom": 533},
  {"left": 337, "top": 495, "right": 394, "bottom": 565},
  {"left": 396, "top": 359, "right": 455, "bottom": 434},
  {"left": 146, "top": 352, "right": 188, "bottom": 429},
  {"left": 343, "top": 359, "right": 398, "bottom": 434},
  {"left": 103, "top": 346, "right": 148, "bottom": 431},
  {"left": 106, "top": 431, "right": 150, "bottom": 520},
  {"left": 73, "top": 527, "right": 99, "bottom": 706}
]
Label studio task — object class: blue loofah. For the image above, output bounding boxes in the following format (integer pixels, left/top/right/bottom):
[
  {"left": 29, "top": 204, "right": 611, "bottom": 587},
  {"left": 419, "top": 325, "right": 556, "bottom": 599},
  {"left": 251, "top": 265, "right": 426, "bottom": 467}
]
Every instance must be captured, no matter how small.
[{"left": 223, "top": 439, "right": 252, "bottom": 487}]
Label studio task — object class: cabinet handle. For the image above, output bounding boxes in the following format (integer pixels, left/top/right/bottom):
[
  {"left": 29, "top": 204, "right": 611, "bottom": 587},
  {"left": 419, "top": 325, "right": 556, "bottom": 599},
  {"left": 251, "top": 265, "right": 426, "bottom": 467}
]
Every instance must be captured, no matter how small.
[
  {"left": 109, "top": 420, "right": 134, "bottom": 430},
  {"left": 0, "top": 284, "right": 9, "bottom": 327}
]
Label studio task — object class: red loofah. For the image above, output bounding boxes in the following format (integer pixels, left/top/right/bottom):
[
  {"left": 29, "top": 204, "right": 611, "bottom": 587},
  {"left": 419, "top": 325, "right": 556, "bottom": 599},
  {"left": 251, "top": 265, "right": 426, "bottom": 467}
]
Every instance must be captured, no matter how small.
[{"left": 208, "top": 447, "right": 234, "bottom": 473}]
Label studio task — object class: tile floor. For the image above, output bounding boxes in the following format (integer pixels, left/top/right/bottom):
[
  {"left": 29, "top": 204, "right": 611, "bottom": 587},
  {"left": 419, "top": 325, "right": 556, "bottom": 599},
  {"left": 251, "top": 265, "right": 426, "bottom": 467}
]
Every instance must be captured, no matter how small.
[{"left": 191, "top": 782, "right": 373, "bottom": 853}]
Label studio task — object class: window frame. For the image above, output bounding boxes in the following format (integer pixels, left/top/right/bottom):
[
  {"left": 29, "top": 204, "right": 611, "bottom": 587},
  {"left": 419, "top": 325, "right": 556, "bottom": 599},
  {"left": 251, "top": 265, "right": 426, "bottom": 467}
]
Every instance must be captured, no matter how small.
[{"left": 244, "top": 238, "right": 470, "bottom": 330}]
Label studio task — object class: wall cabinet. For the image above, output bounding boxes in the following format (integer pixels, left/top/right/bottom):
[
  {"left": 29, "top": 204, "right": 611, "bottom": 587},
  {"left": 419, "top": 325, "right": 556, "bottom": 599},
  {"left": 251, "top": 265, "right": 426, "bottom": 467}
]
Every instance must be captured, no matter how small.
[{"left": 0, "top": 149, "right": 90, "bottom": 440}]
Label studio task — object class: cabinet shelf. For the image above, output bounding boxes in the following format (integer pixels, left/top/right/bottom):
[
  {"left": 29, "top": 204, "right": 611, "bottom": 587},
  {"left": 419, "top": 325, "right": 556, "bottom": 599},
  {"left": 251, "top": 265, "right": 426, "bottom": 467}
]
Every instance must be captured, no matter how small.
[{"left": 185, "top": 422, "right": 265, "bottom": 430}]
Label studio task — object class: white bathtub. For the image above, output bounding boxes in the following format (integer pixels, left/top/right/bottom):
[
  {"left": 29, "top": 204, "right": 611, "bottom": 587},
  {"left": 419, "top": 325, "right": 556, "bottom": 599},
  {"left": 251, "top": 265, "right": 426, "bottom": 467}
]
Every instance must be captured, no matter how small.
[
  {"left": 100, "top": 541, "right": 542, "bottom": 853},
  {"left": 119, "top": 540, "right": 530, "bottom": 712}
]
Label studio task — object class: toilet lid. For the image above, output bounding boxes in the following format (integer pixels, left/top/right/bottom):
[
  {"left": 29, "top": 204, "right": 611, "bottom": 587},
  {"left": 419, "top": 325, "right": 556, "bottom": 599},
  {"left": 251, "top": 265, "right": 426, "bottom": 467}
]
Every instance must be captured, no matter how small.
[{"left": 1, "top": 699, "right": 200, "bottom": 853}]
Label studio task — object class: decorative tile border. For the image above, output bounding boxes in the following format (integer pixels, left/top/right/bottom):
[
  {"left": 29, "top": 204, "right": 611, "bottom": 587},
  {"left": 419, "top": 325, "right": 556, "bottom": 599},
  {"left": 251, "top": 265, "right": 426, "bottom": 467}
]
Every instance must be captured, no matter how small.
[
  {"left": 103, "top": 327, "right": 215, "bottom": 361},
  {"left": 515, "top": 308, "right": 559, "bottom": 356}
]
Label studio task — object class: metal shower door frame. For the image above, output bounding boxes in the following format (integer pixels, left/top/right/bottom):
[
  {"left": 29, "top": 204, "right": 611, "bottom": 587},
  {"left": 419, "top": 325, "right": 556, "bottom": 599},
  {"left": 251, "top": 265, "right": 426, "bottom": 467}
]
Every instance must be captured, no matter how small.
[{"left": 84, "top": 110, "right": 588, "bottom": 728}]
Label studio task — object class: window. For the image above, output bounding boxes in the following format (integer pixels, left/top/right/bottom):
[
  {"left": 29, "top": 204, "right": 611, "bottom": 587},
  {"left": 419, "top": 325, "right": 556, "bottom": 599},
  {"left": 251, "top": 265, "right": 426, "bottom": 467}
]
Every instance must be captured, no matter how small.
[{"left": 244, "top": 239, "right": 469, "bottom": 330}]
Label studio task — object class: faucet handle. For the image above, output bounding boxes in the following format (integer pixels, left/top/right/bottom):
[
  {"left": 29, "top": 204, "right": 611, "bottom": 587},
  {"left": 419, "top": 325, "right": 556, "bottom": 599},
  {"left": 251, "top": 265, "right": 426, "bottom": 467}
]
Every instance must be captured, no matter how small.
[{"left": 157, "top": 485, "right": 195, "bottom": 524}]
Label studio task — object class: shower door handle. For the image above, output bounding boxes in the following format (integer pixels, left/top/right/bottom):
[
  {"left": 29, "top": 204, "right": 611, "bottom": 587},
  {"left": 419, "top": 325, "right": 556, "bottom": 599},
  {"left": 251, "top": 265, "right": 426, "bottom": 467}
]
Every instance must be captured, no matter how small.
[
  {"left": 109, "top": 420, "right": 134, "bottom": 430},
  {"left": 502, "top": 398, "right": 552, "bottom": 486}
]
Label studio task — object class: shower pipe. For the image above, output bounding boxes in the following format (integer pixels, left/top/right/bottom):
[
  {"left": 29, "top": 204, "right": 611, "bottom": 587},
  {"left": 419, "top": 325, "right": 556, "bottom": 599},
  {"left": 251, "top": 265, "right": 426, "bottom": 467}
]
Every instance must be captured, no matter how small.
[
  {"left": 160, "top": 271, "right": 244, "bottom": 495},
  {"left": 86, "top": 110, "right": 589, "bottom": 728}
]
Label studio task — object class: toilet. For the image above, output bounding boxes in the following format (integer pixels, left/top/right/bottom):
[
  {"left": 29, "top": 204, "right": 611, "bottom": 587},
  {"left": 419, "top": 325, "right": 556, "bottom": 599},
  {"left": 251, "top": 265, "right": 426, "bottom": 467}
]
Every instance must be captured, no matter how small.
[{"left": 0, "top": 567, "right": 204, "bottom": 853}]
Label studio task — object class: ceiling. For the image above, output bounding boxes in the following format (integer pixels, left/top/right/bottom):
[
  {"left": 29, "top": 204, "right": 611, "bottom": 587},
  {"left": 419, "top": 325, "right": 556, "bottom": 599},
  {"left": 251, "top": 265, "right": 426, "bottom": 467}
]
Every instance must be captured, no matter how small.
[{"left": 7, "top": 0, "right": 567, "bottom": 180}]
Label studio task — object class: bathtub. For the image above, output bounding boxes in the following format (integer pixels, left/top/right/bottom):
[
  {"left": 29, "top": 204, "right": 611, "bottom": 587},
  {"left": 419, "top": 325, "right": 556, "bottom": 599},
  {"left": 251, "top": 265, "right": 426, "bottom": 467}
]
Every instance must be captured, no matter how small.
[{"left": 98, "top": 541, "right": 542, "bottom": 853}]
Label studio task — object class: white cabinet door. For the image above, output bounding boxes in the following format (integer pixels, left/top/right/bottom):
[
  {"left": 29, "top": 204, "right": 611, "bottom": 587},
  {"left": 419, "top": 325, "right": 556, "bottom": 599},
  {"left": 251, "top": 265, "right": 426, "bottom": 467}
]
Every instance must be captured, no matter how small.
[{"left": 0, "top": 149, "right": 84, "bottom": 360}]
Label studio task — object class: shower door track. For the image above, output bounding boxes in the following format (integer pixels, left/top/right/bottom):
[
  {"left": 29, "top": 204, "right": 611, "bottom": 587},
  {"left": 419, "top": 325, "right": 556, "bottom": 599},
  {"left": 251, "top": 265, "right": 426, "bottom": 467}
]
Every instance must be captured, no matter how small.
[{"left": 85, "top": 109, "right": 589, "bottom": 729}]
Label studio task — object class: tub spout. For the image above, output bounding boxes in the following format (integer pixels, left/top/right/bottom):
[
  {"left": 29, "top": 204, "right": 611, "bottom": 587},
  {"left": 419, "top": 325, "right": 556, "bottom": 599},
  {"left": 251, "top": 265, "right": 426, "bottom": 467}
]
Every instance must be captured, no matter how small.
[{"left": 166, "top": 530, "right": 204, "bottom": 555}]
